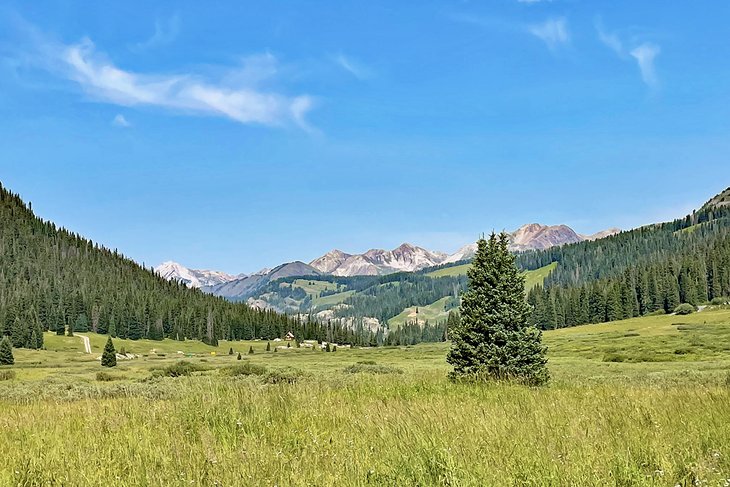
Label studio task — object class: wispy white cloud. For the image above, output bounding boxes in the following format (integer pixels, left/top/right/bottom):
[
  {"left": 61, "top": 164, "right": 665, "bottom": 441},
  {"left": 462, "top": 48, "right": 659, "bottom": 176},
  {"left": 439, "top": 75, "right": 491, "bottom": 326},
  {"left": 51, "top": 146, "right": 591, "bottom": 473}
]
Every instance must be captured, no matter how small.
[
  {"left": 595, "top": 19, "right": 661, "bottom": 89},
  {"left": 133, "top": 13, "right": 181, "bottom": 51},
  {"left": 333, "top": 53, "right": 372, "bottom": 80},
  {"left": 595, "top": 20, "right": 623, "bottom": 56},
  {"left": 13, "top": 24, "right": 315, "bottom": 129},
  {"left": 528, "top": 17, "right": 569, "bottom": 50},
  {"left": 112, "top": 113, "right": 131, "bottom": 127},
  {"left": 630, "top": 43, "right": 660, "bottom": 89}
]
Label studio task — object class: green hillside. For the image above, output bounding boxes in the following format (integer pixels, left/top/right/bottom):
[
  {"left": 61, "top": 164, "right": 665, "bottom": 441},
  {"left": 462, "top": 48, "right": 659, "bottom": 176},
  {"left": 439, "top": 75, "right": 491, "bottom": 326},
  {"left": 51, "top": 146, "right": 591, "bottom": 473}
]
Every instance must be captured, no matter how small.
[
  {"left": 388, "top": 296, "right": 454, "bottom": 328},
  {"left": 0, "top": 183, "right": 372, "bottom": 348}
]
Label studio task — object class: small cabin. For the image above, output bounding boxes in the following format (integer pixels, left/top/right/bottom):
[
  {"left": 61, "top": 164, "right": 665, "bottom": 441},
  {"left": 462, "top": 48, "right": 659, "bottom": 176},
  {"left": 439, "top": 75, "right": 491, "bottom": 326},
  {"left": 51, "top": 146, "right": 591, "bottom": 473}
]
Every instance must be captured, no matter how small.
[{"left": 285, "top": 331, "right": 295, "bottom": 341}]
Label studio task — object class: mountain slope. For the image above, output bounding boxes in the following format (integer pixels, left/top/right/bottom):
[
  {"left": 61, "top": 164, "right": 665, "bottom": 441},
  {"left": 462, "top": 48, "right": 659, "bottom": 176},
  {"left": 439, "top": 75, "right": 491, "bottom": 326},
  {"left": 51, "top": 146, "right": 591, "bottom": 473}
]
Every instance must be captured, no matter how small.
[
  {"left": 705, "top": 187, "right": 730, "bottom": 209},
  {"left": 0, "top": 182, "right": 374, "bottom": 348},
  {"left": 0, "top": 183, "right": 300, "bottom": 346},
  {"left": 443, "top": 224, "right": 620, "bottom": 264},
  {"left": 207, "top": 261, "right": 322, "bottom": 299},
  {"left": 309, "top": 244, "right": 447, "bottom": 277},
  {"left": 309, "top": 250, "right": 352, "bottom": 273}
]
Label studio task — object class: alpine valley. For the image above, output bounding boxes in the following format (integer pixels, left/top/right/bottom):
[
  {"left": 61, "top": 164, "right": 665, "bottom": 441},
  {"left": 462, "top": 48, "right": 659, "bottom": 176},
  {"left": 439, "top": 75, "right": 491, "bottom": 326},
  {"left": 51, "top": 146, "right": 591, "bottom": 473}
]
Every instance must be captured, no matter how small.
[{"left": 155, "top": 222, "right": 623, "bottom": 329}]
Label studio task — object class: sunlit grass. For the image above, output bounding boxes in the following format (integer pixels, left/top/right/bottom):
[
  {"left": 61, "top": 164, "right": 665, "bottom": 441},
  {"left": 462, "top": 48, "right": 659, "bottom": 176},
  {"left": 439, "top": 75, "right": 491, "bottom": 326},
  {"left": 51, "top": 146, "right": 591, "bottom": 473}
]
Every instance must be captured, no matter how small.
[{"left": 1, "top": 308, "right": 730, "bottom": 485}]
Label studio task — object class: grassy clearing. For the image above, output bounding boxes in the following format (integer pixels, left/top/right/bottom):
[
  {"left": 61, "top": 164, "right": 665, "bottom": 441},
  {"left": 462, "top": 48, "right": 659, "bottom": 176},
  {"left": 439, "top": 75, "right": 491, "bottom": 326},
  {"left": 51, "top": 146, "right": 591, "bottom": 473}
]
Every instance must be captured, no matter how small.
[
  {"left": 388, "top": 296, "right": 453, "bottom": 328},
  {"left": 427, "top": 262, "right": 556, "bottom": 291},
  {"left": 1, "top": 309, "right": 730, "bottom": 485}
]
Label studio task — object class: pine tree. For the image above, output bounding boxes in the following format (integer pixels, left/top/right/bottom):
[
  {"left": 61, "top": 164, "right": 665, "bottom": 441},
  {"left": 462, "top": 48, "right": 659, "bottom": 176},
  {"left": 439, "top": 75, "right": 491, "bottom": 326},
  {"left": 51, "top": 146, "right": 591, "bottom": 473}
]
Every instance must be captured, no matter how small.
[
  {"left": 248, "top": 346, "right": 254, "bottom": 354},
  {"left": 101, "top": 336, "right": 117, "bottom": 367},
  {"left": 0, "top": 337, "right": 14, "bottom": 365},
  {"left": 266, "top": 342, "right": 271, "bottom": 352},
  {"left": 228, "top": 347, "right": 234, "bottom": 355},
  {"left": 237, "top": 352, "right": 242, "bottom": 360},
  {"left": 447, "top": 233, "right": 549, "bottom": 385}
]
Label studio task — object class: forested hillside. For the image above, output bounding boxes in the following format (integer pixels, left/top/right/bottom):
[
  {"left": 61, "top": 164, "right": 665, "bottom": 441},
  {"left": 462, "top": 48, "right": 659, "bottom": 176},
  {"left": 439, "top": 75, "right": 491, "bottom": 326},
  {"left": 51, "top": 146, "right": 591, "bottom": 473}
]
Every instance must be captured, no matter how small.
[
  {"left": 521, "top": 190, "right": 730, "bottom": 329},
  {"left": 0, "top": 184, "right": 371, "bottom": 349}
]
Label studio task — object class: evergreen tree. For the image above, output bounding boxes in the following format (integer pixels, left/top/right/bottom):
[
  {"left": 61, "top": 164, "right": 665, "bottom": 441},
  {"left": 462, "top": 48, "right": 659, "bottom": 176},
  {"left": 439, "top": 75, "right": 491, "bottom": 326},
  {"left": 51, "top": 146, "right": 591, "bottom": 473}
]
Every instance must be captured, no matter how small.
[
  {"left": 228, "top": 347, "right": 234, "bottom": 355},
  {"left": 266, "top": 342, "right": 271, "bottom": 352},
  {"left": 0, "top": 337, "right": 14, "bottom": 365},
  {"left": 237, "top": 352, "right": 242, "bottom": 360},
  {"left": 248, "top": 346, "right": 254, "bottom": 354},
  {"left": 447, "top": 234, "right": 549, "bottom": 385},
  {"left": 101, "top": 336, "right": 117, "bottom": 367}
]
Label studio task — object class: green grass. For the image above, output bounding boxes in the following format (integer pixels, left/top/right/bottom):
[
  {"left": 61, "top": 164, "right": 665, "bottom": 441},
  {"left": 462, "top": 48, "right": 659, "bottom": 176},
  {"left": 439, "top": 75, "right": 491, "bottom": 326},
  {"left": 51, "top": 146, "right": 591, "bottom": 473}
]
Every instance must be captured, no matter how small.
[
  {"left": 426, "top": 262, "right": 471, "bottom": 278},
  {"left": 2, "top": 309, "right": 730, "bottom": 485},
  {"left": 280, "top": 278, "right": 340, "bottom": 295},
  {"left": 312, "top": 289, "right": 355, "bottom": 308},
  {"left": 388, "top": 296, "right": 453, "bottom": 328}
]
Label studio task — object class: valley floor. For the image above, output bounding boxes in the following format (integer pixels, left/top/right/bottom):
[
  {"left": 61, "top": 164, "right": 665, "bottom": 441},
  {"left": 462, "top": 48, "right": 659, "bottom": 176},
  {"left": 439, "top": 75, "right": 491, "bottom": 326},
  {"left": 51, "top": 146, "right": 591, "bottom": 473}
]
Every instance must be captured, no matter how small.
[{"left": 2, "top": 308, "right": 730, "bottom": 485}]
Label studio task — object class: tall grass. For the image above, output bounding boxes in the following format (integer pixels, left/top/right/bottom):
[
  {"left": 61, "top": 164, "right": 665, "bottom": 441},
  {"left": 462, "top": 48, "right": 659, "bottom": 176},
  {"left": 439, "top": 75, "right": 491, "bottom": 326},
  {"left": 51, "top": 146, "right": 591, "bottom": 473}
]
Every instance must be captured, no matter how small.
[{"left": 1, "top": 373, "right": 729, "bottom": 486}]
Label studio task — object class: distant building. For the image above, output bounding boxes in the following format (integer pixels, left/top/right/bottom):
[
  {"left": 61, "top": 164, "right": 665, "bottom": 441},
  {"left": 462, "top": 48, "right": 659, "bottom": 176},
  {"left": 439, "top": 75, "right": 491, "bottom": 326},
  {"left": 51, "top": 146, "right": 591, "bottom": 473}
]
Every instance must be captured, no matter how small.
[{"left": 285, "top": 331, "right": 295, "bottom": 341}]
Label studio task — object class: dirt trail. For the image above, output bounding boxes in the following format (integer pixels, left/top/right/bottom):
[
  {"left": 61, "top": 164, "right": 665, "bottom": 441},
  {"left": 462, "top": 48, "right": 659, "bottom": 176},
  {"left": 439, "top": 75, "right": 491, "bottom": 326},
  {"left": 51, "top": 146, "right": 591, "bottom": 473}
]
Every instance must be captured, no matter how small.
[{"left": 77, "top": 334, "right": 91, "bottom": 354}]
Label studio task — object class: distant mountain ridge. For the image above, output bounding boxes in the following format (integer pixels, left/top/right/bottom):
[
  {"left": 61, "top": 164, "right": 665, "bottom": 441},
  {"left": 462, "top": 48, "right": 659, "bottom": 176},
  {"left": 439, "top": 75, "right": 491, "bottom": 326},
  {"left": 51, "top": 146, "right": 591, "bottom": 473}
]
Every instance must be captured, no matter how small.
[
  {"left": 443, "top": 224, "right": 621, "bottom": 264},
  {"left": 311, "top": 243, "right": 447, "bottom": 277},
  {"left": 156, "top": 222, "right": 620, "bottom": 294},
  {"left": 155, "top": 261, "right": 243, "bottom": 288}
]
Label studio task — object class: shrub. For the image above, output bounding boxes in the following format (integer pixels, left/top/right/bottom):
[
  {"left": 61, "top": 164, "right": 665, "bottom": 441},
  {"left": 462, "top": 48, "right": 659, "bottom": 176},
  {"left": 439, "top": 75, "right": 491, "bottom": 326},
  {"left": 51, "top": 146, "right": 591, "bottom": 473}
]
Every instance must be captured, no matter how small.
[
  {"left": 158, "top": 360, "right": 207, "bottom": 378},
  {"left": 237, "top": 352, "right": 242, "bottom": 360},
  {"left": 221, "top": 362, "right": 268, "bottom": 377},
  {"left": 248, "top": 346, "right": 254, "bottom": 355},
  {"left": 647, "top": 309, "right": 666, "bottom": 316},
  {"left": 602, "top": 353, "right": 626, "bottom": 363},
  {"left": 0, "top": 370, "right": 16, "bottom": 381},
  {"left": 674, "top": 303, "right": 696, "bottom": 315},
  {"left": 344, "top": 362, "right": 403, "bottom": 375},
  {"left": 264, "top": 367, "right": 303, "bottom": 384},
  {"left": 96, "top": 371, "right": 124, "bottom": 382},
  {"left": 711, "top": 296, "right": 730, "bottom": 305}
]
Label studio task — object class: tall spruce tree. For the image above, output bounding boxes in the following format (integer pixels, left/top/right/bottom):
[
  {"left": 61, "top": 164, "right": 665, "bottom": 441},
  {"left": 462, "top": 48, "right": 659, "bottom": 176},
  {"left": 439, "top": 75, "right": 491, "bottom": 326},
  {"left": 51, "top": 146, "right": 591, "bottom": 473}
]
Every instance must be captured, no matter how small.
[
  {"left": 101, "top": 336, "right": 117, "bottom": 367},
  {"left": 0, "top": 336, "right": 14, "bottom": 365},
  {"left": 447, "top": 233, "right": 549, "bottom": 385}
]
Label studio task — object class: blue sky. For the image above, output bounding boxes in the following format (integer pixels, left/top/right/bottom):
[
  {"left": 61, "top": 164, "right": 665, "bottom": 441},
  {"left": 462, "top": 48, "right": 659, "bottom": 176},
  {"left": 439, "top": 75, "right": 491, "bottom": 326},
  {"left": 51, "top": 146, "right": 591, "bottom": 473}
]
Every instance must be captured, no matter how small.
[{"left": 1, "top": 1, "right": 729, "bottom": 274}]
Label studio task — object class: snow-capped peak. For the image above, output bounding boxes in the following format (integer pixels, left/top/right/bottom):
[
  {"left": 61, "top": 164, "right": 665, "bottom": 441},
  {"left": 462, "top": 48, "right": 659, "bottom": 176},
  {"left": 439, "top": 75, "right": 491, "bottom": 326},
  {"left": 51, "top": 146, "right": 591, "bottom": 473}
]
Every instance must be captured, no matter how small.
[{"left": 154, "top": 261, "right": 240, "bottom": 289}]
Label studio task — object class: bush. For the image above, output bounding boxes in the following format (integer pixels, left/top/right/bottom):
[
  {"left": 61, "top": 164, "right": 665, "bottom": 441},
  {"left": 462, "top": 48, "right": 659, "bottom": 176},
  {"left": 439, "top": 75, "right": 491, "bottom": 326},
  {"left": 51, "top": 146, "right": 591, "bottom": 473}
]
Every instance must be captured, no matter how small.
[
  {"left": 96, "top": 371, "right": 124, "bottom": 382},
  {"left": 674, "top": 303, "right": 696, "bottom": 315},
  {"left": 156, "top": 360, "right": 208, "bottom": 378},
  {"left": 344, "top": 362, "right": 404, "bottom": 375},
  {"left": 0, "top": 370, "right": 16, "bottom": 381},
  {"left": 602, "top": 353, "right": 626, "bottom": 363},
  {"left": 647, "top": 309, "right": 666, "bottom": 316},
  {"left": 221, "top": 362, "right": 268, "bottom": 377},
  {"left": 264, "top": 367, "right": 303, "bottom": 384},
  {"left": 711, "top": 296, "right": 730, "bottom": 305}
]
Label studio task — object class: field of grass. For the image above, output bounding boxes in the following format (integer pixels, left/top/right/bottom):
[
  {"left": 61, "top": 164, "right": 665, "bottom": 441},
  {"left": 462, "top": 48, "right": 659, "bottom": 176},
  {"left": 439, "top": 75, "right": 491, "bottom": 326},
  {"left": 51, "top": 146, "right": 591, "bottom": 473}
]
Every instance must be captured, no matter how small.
[
  {"left": 388, "top": 296, "right": 453, "bottom": 328},
  {"left": 2, "top": 308, "right": 730, "bottom": 485}
]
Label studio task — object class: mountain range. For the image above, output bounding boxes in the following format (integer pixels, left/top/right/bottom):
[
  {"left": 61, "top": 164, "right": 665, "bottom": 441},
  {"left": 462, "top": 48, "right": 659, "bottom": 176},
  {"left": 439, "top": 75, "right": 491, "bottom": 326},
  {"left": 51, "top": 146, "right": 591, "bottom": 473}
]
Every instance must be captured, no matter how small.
[{"left": 154, "top": 223, "right": 620, "bottom": 298}]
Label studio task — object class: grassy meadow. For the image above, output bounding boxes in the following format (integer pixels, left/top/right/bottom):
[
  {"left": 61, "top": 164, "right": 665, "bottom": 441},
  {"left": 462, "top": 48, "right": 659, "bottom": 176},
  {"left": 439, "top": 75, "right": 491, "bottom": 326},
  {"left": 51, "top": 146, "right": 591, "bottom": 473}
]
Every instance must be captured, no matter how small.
[{"left": 2, "top": 308, "right": 730, "bottom": 485}]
